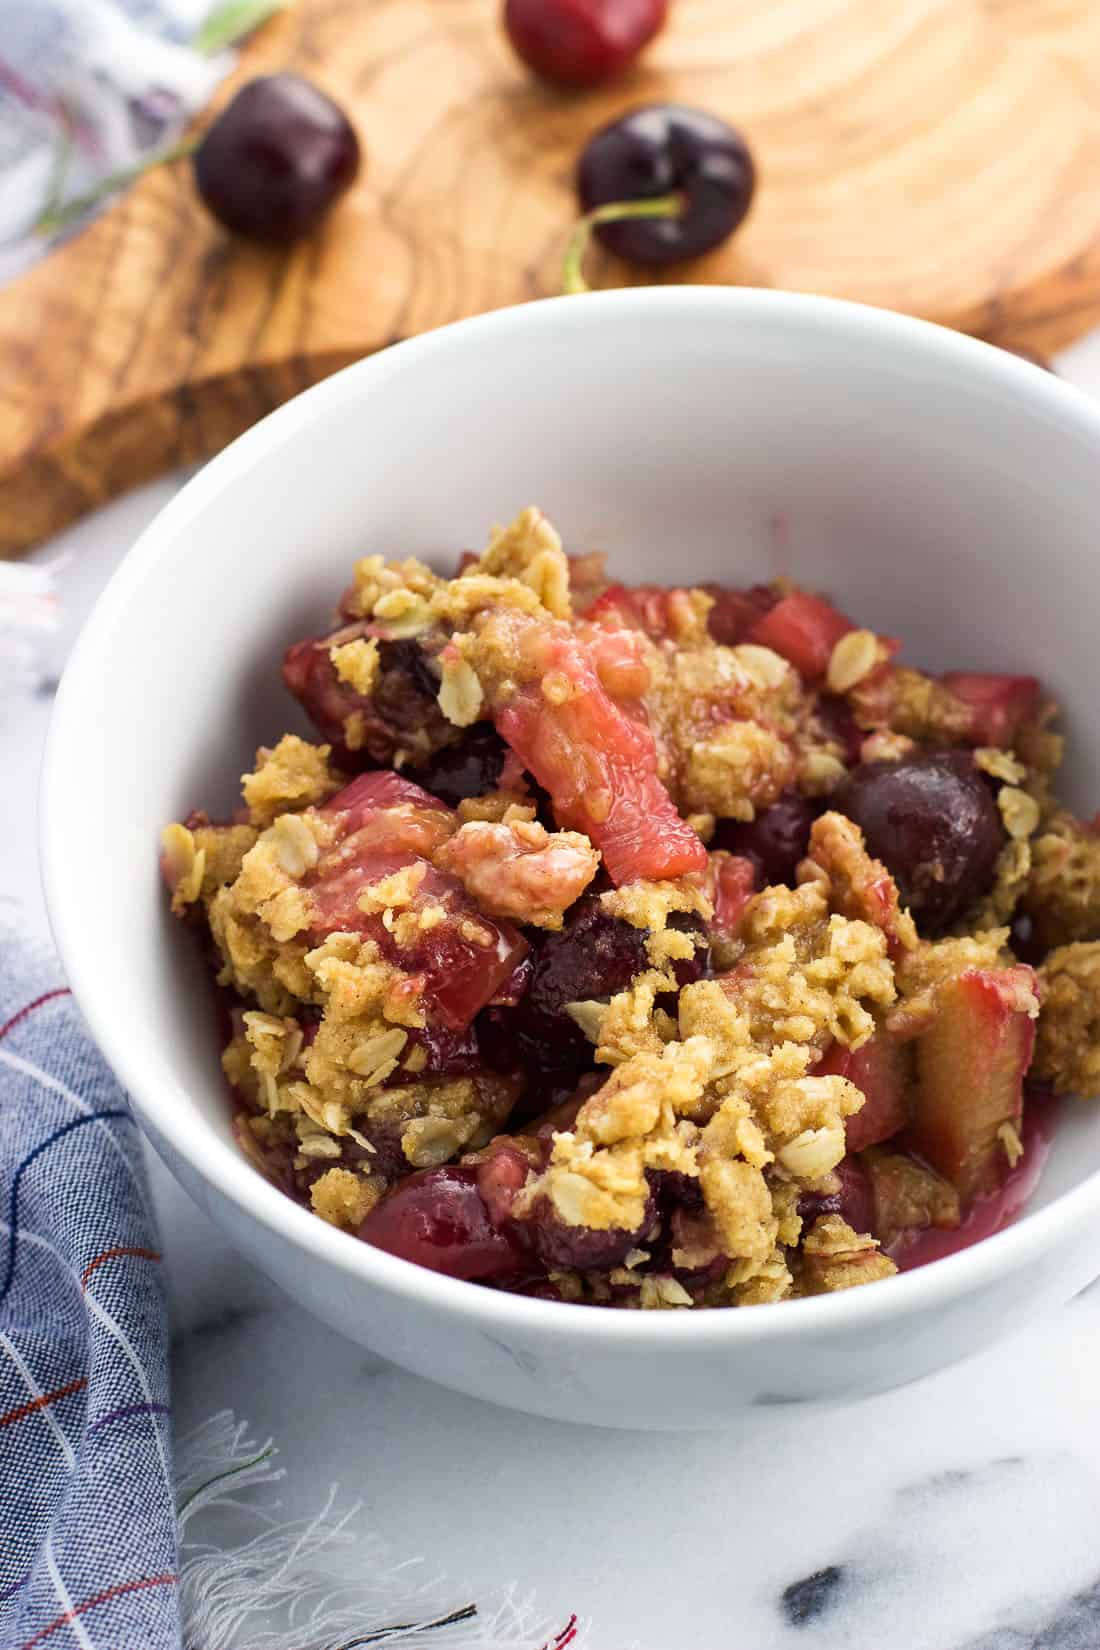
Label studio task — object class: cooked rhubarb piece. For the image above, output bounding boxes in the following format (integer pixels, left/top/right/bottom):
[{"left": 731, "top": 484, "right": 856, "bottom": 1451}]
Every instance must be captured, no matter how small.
[
  {"left": 575, "top": 622, "right": 654, "bottom": 704},
  {"left": 322, "top": 768, "right": 449, "bottom": 830},
  {"left": 313, "top": 772, "right": 453, "bottom": 874},
  {"left": 584, "top": 582, "right": 702, "bottom": 640},
  {"left": 702, "top": 852, "right": 758, "bottom": 948},
  {"left": 889, "top": 1087, "right": 1057, "bottom": 1270},
  {"left": 308, "top": 850, "right": 528, "bottom": 1029},
  {"left": 308, "top": 774, "right": 529, "bottom": 1029},
  {"left": 910, "top": 966, "right": 1038, "bottom": 1202},
  {"left": 815, "top": 1032, "right": 913, "bottom": 1152},
  {"left": 581, "top": 578, "right": 770, "bottom": 648},
  {"left": 863, "top": 1150, "right": 960, "bottom": 1244},
  {"left": 494, "top": 628, "right": 706, "bottom": 885},
  {"left": 940, "top": 672, "right": 1041, "bottom": 748},
  {"left": 745, "top": 591, "right": 855, "bottom": 681}
]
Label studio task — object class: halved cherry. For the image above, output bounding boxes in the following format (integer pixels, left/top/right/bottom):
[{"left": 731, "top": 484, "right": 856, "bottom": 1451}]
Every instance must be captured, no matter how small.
[{"left": 359, "top": 1166, "right": 529, "bottom": 1281}]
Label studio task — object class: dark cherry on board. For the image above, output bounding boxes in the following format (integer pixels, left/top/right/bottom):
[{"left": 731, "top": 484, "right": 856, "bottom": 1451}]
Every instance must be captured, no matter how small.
[
  {"left": 577, "top": 103, "right": 755, "bottom": 264},
  {"left": 833, "top": 751, "right": 1005, "bottom": 932},
  {"left": 194, "top": 73, "right": 360, "bottom": 243},
  {"left": 504, "top": 0, "right": 667, "bottom": 87}
]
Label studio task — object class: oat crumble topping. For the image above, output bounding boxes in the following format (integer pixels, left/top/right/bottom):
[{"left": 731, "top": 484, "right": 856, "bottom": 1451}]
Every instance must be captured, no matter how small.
[{"left": 162, "top": 507, "right": 1093, "bottom": 1310}]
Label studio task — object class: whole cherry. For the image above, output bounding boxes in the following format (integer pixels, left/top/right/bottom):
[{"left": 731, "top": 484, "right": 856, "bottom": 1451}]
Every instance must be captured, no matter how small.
[
  {"left": 194, "top": 73, "right": 360, "bottom": 243},
  {"left": 576, "top": 103, "right": 755, "bottom": 267},
  {"left": 834, "top": 752, "right": 1005, "bottom": 932},
  {"left": 504, "top": 0, "right": 667, "bottom": 88}
]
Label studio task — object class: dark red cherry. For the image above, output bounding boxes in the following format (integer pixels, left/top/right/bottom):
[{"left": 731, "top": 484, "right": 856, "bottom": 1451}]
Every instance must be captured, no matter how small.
[
  {"left": 798, "top": 1156, "right": 875, "bottom": 1237},
  {"left": 577, "top": 103, "right": 755, "bottom": 264},
  {"left": 519, "top": 1188, "right": 657, "bottom": 1270},
  {"left": 504, "top": 0, "right": 666, "bottom": 87},
  {"left": 359, "top": 1166, "right": 527, "bottom": 1282},
  {"left": 194, "top": 73, "right": 360, "bottom": 243},
  {"left": 406, "top": 725, "right": 509, "bottom": 807},
  {"left": 513, "top": 896, "right": 649, "bottom": 1070},
  {"left": 713, "top": 790, "right": 819, "bottom": 887},
  {"left": 833, "top": 752, "right": 1005, "bottom": 932}
]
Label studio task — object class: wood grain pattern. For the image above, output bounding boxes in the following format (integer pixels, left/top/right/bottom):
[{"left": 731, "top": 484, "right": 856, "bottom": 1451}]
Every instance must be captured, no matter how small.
[
  {"left": 984, "top": 0, "right": 1100, "bottom": 100},
  {"left": 3, "top": 0, "right": 1100, "bottom": 556}
]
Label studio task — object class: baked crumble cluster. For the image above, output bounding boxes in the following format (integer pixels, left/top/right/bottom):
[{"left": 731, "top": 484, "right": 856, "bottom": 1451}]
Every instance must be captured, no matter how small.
[{"left": 163, "top": 508, "right": 1099, "bottom": 1308}]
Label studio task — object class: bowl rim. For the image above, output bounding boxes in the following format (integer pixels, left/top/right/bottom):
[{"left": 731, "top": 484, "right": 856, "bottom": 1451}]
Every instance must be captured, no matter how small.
[{"left": 41, "top": 284, "right": 1100, "bottom": 1348}]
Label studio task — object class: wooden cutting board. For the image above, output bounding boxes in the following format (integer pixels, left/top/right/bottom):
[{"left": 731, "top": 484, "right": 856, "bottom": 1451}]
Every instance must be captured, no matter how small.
[{"left": 3, "top": 0, "right": 1100, "bottom": 557}]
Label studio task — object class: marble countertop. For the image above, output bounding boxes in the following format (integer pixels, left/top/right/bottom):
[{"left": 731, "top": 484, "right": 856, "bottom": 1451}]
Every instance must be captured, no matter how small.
[{"left": 10, "top": 331, "right": 1100, "bottom": 1648}]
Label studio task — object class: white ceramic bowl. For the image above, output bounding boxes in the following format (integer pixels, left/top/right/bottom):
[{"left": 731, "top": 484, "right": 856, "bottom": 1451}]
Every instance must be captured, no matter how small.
[{"left": 42, "top": 289, "right": 1100, "bottom": 1429}]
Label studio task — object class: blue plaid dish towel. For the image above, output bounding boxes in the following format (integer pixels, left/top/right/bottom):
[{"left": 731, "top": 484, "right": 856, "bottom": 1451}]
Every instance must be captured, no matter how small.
[
  {"left": 0, "top": 922, "right": 179, "bottom": 1650},
  {"left": 0, "top": 922, "right": 587, "bottom": 1650}
]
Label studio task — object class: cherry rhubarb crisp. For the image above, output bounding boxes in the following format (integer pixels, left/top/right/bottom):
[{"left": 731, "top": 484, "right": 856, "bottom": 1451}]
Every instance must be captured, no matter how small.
[{"left": 162, "top": 509, "right": 1099, "bottom": 1308}]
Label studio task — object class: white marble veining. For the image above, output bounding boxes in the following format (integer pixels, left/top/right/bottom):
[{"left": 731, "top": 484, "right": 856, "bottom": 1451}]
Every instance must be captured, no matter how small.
[{"left": 10, "top": 328, "right": 1100, "bottom": 1646}]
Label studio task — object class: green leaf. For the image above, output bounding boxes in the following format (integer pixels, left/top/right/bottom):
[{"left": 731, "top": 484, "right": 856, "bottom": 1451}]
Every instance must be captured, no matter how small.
[{"left": 193, "top": 0, "right": 289, "bottom": 57}]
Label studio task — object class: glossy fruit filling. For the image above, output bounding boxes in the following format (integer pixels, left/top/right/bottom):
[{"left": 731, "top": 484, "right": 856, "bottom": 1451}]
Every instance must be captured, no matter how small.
[{"left": 163, "top": 507, "right": 1100, "bottom": 1311}]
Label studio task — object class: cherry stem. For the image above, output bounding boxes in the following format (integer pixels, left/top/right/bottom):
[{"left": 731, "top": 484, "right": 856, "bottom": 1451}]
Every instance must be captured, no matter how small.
[
  {"left": 562, "top": 194, "right": 684, "bottom": 295},
  {"left": 35, "top": 139, "right": 197, "bottom": 236},
  {"left": 34, "top": 0, "right": 286, "bottom": 237}
]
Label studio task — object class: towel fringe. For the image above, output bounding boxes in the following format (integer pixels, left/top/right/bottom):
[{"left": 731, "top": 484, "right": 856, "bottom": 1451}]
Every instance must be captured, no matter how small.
[{"left": 176, "top": 1411, "right": 585, "bottom": 1650}]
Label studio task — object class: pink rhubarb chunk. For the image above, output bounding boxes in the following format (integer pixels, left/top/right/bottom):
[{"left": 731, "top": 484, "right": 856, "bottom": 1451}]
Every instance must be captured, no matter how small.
[
  {"left": 815, "top": 1031, "right": 913, "bottom": 1153},
  {"left": 495, "top": 629, "right": 706, "bottom": 886},
  {"left": 940, "top": 672, "right": 1041, "bottom": 747},
  {"left": 909, "top": 965, "right": 1037, "bottom": 1203},
  {"left": 745, "top": 591, "right": 855, "bottom": 682}
]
